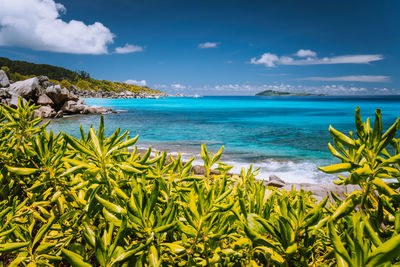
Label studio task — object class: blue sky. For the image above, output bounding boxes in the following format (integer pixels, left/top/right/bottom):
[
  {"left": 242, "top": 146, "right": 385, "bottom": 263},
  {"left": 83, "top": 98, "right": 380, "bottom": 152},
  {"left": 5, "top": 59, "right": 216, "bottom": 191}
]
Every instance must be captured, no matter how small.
[{"left": 0, "top": 0, "right": 399, "bottom": 95}]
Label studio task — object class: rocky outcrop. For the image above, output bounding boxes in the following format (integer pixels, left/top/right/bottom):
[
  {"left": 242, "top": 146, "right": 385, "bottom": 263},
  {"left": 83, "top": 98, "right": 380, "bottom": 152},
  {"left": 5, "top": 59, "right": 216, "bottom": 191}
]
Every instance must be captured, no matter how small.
[
  {"left": 8, "top": 77, "right": 41, "bottom": 101},
  {"left": 45, "top": 85, "right": 79, "bottom": 109},
  {"left": 37, "top": 94, "right": 54, "bottom": 107},
  {"left": 71, "top": 87, "right": 162, "bottom": 99},
  {"left": 35, "top": 105, "right": 56, "bottom": 118},
  {"left": 0, "top": 70, "right": 9, "bottom": 87},
  {"left": 61, "top": 100, "right": 86, "bottom": 114},
  {"left": 263, "top": 174, "right": 285, "bottom": 188},
  {"left": 0, "top": 73, "right": 110, "bottom": 118},
  {"left": 81, "top": 105, "right": 107, "bottom": 114}
]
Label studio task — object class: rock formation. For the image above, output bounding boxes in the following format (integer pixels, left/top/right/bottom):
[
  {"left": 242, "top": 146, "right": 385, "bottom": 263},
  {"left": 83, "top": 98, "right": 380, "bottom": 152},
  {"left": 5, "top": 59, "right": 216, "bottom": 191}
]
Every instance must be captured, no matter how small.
[
  {"left": 0, "top": 70, "right": 10, "bottom": 87},
  {"left": 0, "top": 72, "right": 110, "bottom": 118}
]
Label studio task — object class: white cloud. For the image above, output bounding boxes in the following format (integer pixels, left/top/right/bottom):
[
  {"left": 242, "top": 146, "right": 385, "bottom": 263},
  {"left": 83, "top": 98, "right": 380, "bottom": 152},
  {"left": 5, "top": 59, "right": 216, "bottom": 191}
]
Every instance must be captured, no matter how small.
[
  {"left": 154, "top": 82, "right": 397, "bottom": 96},
  {"left": 198, "top": 42, "right": 219, "bottom": 49},
  {"left": 251, "top": 50, "right": 383, "bottom": 67},
  {"left": 295, "top": 49, "right": 317, "bottom": 57},
  {"left": 300, "top": 75, "right": 390, "bottom": 82},
  {"left": 114, "top": 44, "right": 143, "bottom": 54},
  {"left": 125, "top": 79, "right": 147, "bottom": 86},
  {"left": 171, "top": 83, "right": 186, "bottom": 89},
  {"left": 186, "top": 83, "right": 396, "bottom": 96},
  {"left": 153, "top": 83, "right": 187, "bottom": 91},
  {"left": 0, "top": 0, "right": 115, "bottom": 54},
  {"left": 250, "top": 53, "right": 279, "bottom": 67}
]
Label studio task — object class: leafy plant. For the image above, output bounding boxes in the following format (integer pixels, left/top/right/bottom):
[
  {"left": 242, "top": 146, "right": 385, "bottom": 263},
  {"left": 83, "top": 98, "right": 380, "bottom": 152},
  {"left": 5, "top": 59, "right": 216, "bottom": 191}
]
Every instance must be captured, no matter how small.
[
  {"left": 320, "top": 107, "right": 400, "bottom": 266},
  {"left": 2, "top": 101, "right": 400, "bottom": 266}
]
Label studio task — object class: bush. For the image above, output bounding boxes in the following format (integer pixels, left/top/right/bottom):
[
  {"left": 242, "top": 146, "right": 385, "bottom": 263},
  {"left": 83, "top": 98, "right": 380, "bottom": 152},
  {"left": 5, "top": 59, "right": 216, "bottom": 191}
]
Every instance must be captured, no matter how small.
[
  {"left": 0, "top": 101, "right": 400, "bottom": 266},
  {"left": 60, "top": 80, "right": 72, "bottom": 89}
]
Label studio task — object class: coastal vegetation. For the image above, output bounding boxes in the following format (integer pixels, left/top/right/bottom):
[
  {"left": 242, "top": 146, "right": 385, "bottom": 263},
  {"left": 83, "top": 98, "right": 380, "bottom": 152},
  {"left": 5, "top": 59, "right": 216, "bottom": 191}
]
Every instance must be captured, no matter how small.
[
  {"left": 0, "top": 101, "right": 400, "bottom": 266},
  {"left": 0, "top": 57, "right": 164, "bottom": 96},
  {"left": 256, "top": 90, "right": 324, "bottom": 96}
]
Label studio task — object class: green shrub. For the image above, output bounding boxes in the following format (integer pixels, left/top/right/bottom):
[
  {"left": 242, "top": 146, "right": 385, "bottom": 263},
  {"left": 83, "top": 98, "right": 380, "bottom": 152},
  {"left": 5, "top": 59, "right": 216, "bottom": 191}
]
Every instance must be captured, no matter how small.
[
  {"left": 60, "top": 80, "right": 72, "bottom": 89},
  {"left": 1, "top": 102, "right": 400, "bottom": 266}
]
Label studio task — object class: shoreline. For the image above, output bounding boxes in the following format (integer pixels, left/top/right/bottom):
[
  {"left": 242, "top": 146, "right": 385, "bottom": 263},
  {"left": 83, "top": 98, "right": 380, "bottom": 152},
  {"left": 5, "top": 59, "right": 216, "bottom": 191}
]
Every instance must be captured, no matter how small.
[{"left": 133, "top": 147, "right": 356, "bottom": 202}]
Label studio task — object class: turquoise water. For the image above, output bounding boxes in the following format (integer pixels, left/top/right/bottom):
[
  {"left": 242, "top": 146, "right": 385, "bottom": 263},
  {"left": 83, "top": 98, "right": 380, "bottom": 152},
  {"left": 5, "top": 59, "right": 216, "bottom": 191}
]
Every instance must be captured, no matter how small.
[{"left": 47, "top": 96, "right": 400, "bottom": 183}]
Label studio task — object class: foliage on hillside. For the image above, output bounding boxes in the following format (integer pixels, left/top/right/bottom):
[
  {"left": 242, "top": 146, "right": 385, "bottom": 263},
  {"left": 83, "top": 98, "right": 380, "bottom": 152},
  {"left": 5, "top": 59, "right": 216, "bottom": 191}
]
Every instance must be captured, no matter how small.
[
  {"left": 0, "top": 101, "right": 400, "bottom": 266},
  {"left": 0, "top": 57, "right": 164, "bottom": 95},
  {"left": 0, "top": 57, "right": 79, "bottom": 81}
]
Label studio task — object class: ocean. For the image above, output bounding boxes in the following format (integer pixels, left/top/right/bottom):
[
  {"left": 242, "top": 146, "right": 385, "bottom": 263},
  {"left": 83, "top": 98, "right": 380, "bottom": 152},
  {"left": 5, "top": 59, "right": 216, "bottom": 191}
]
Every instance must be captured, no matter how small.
[{"left": 47, "top": 95, "right": 400, "bottom": 183}]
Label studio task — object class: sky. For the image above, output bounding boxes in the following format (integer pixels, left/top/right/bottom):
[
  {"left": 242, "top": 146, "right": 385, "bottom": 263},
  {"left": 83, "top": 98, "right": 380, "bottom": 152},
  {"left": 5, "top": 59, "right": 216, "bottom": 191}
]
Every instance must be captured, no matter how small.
[{"left": 0, "top": 0, "right": 399, "bottom": 95}]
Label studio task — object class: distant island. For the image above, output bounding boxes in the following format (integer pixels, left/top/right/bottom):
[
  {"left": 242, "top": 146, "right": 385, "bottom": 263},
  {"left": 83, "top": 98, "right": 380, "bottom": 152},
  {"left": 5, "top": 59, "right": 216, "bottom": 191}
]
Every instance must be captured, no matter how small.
[{"left": 256, "top": 89, "right": 325, "bottom": 96}]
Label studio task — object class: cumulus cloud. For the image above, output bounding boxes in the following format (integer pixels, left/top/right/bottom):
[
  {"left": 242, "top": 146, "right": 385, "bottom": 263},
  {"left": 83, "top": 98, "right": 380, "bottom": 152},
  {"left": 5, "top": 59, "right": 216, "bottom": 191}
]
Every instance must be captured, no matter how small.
[
  {"left": 295, "top": 49, "right": 317, "bottom": 57},
  {"left": 114, "top": 44, "right": 143, "bottom": 54},
  {"left": 250, "top": 50, "right": 383, "bottom": 67},
  {"left": 198, "top": 42, "right": 219, "bottom": 49},
  {"left": 300, "top": 75, "right": 390, "bottom": 82},
  {"left": 0, "top": 0, "right": 115, "bottom": 54},
  {"left": 125, "top": 79, "right": 147, "bottom": 86}
]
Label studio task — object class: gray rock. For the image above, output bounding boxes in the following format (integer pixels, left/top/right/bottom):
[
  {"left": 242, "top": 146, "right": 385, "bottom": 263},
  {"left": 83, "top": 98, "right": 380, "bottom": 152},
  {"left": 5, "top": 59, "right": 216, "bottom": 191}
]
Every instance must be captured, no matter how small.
[
  {"left": 1, "top": 98, "right": 9, "bottom": 105},
  {"left": 0, "top": 70, "right": 10, "bottom": 87},
  {"left": 82, "top": 105, "right": 107, "bottom": 114},
  {"left": 68, "top": 92, "right": 79, "bottom": 102},
  {"left": 269, "top": 174, "right": 285, "bottom": 184},
  {"left": 192, "top": 165, "right": 206, "bottom": 175},
  {"left": 8, "top": 77, "right": 41, "bottom": 100},
  {"left": 37, "top": 94, "right": 54, "bottom": 107},
  {"left": 61, "top": 100, "right": 86, "bottom": 114},
  {"left": 37, "top": 76, "right": 49, "bottom": 84},
  {"left": 45, "top": 85, "right": 65, "bottom": 108},
  {"left": 55, "top": 110, "right": 63, "bottom": 118},
  {"left": 61, "top": 100, "right": 77, "bottom": 113},
  {"left": 41, "top": 80, "right": 54, "bottom": 88},
  {"left": 191, "top": 165, "right": 221, "bottom": 175},
  {"left": 45, "top": 85, "right": 78, "bottom": 109},
  {"left": 9, "top": 94, "right": 26, "bottom": 108},
  {"left": 0, "top": 88, "right": 10, "bottom": 98},
  {"left": 264, "top": 180, "right": 285, "bottom": 188},
  {"left": 34, "top": 105, "right": 56, "bottom": 118}
]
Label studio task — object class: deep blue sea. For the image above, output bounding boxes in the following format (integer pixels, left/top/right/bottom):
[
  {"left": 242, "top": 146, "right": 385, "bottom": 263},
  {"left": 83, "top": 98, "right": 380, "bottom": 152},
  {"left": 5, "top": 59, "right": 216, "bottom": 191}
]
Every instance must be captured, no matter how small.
[{"left": 47, "top": 96, "right": 400, "bottom": 183}]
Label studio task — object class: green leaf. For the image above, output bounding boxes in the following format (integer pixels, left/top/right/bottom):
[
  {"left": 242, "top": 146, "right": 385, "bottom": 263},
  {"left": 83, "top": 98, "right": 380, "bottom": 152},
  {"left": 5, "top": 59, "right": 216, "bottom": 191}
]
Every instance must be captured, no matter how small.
[
  {"left": 62, "top": 249, "right": 93, "bottom": 267},
  {"left": 154, "top": 222, "right": 176, "bottom": 233},
  {"left": 329, "top": 126, "right": 356, "bottom": 147},
  {"left": 211, "top": 145, "right": 224, "bottom": 165},
  {"left": 328, "top": 221, "right": 352, "bottom": 266},
  {"left": 148, "top": 245, "right": 159, "bottom": 267},
  {"left": 109, "top": 243, "right": 145, "bottom": 265},
  {"left": 118, "top": 164, "right": 143, "bottom": 174},
  {"left": 161, "top": 243, "right": 185, "bottom": 254},
  {"left": 318, "top": 163, "right": 352, "bottom": 174},
  {"left": 366, "top": 234, "right": 400, "bottom": 266},
  {"left": 89, "top": 128, "right": 103, "bottom": 156},
  {"left": 6, "top": 165, "right": 39, "bottom": 175},
  {"left": 32, "top": 211, "right": 56, "bottom": 247},
  {"left": 0, "top": 242, "right": 29, "bottom": 253},
  {"left": 95, "top": 194, "right": 126, "bottom": 214},
  {"left": 64, "top": 133, "right": 95, "bottom": 157},
  {"left": 201, "top": 144, "right": 209, "bottom": 166}
]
